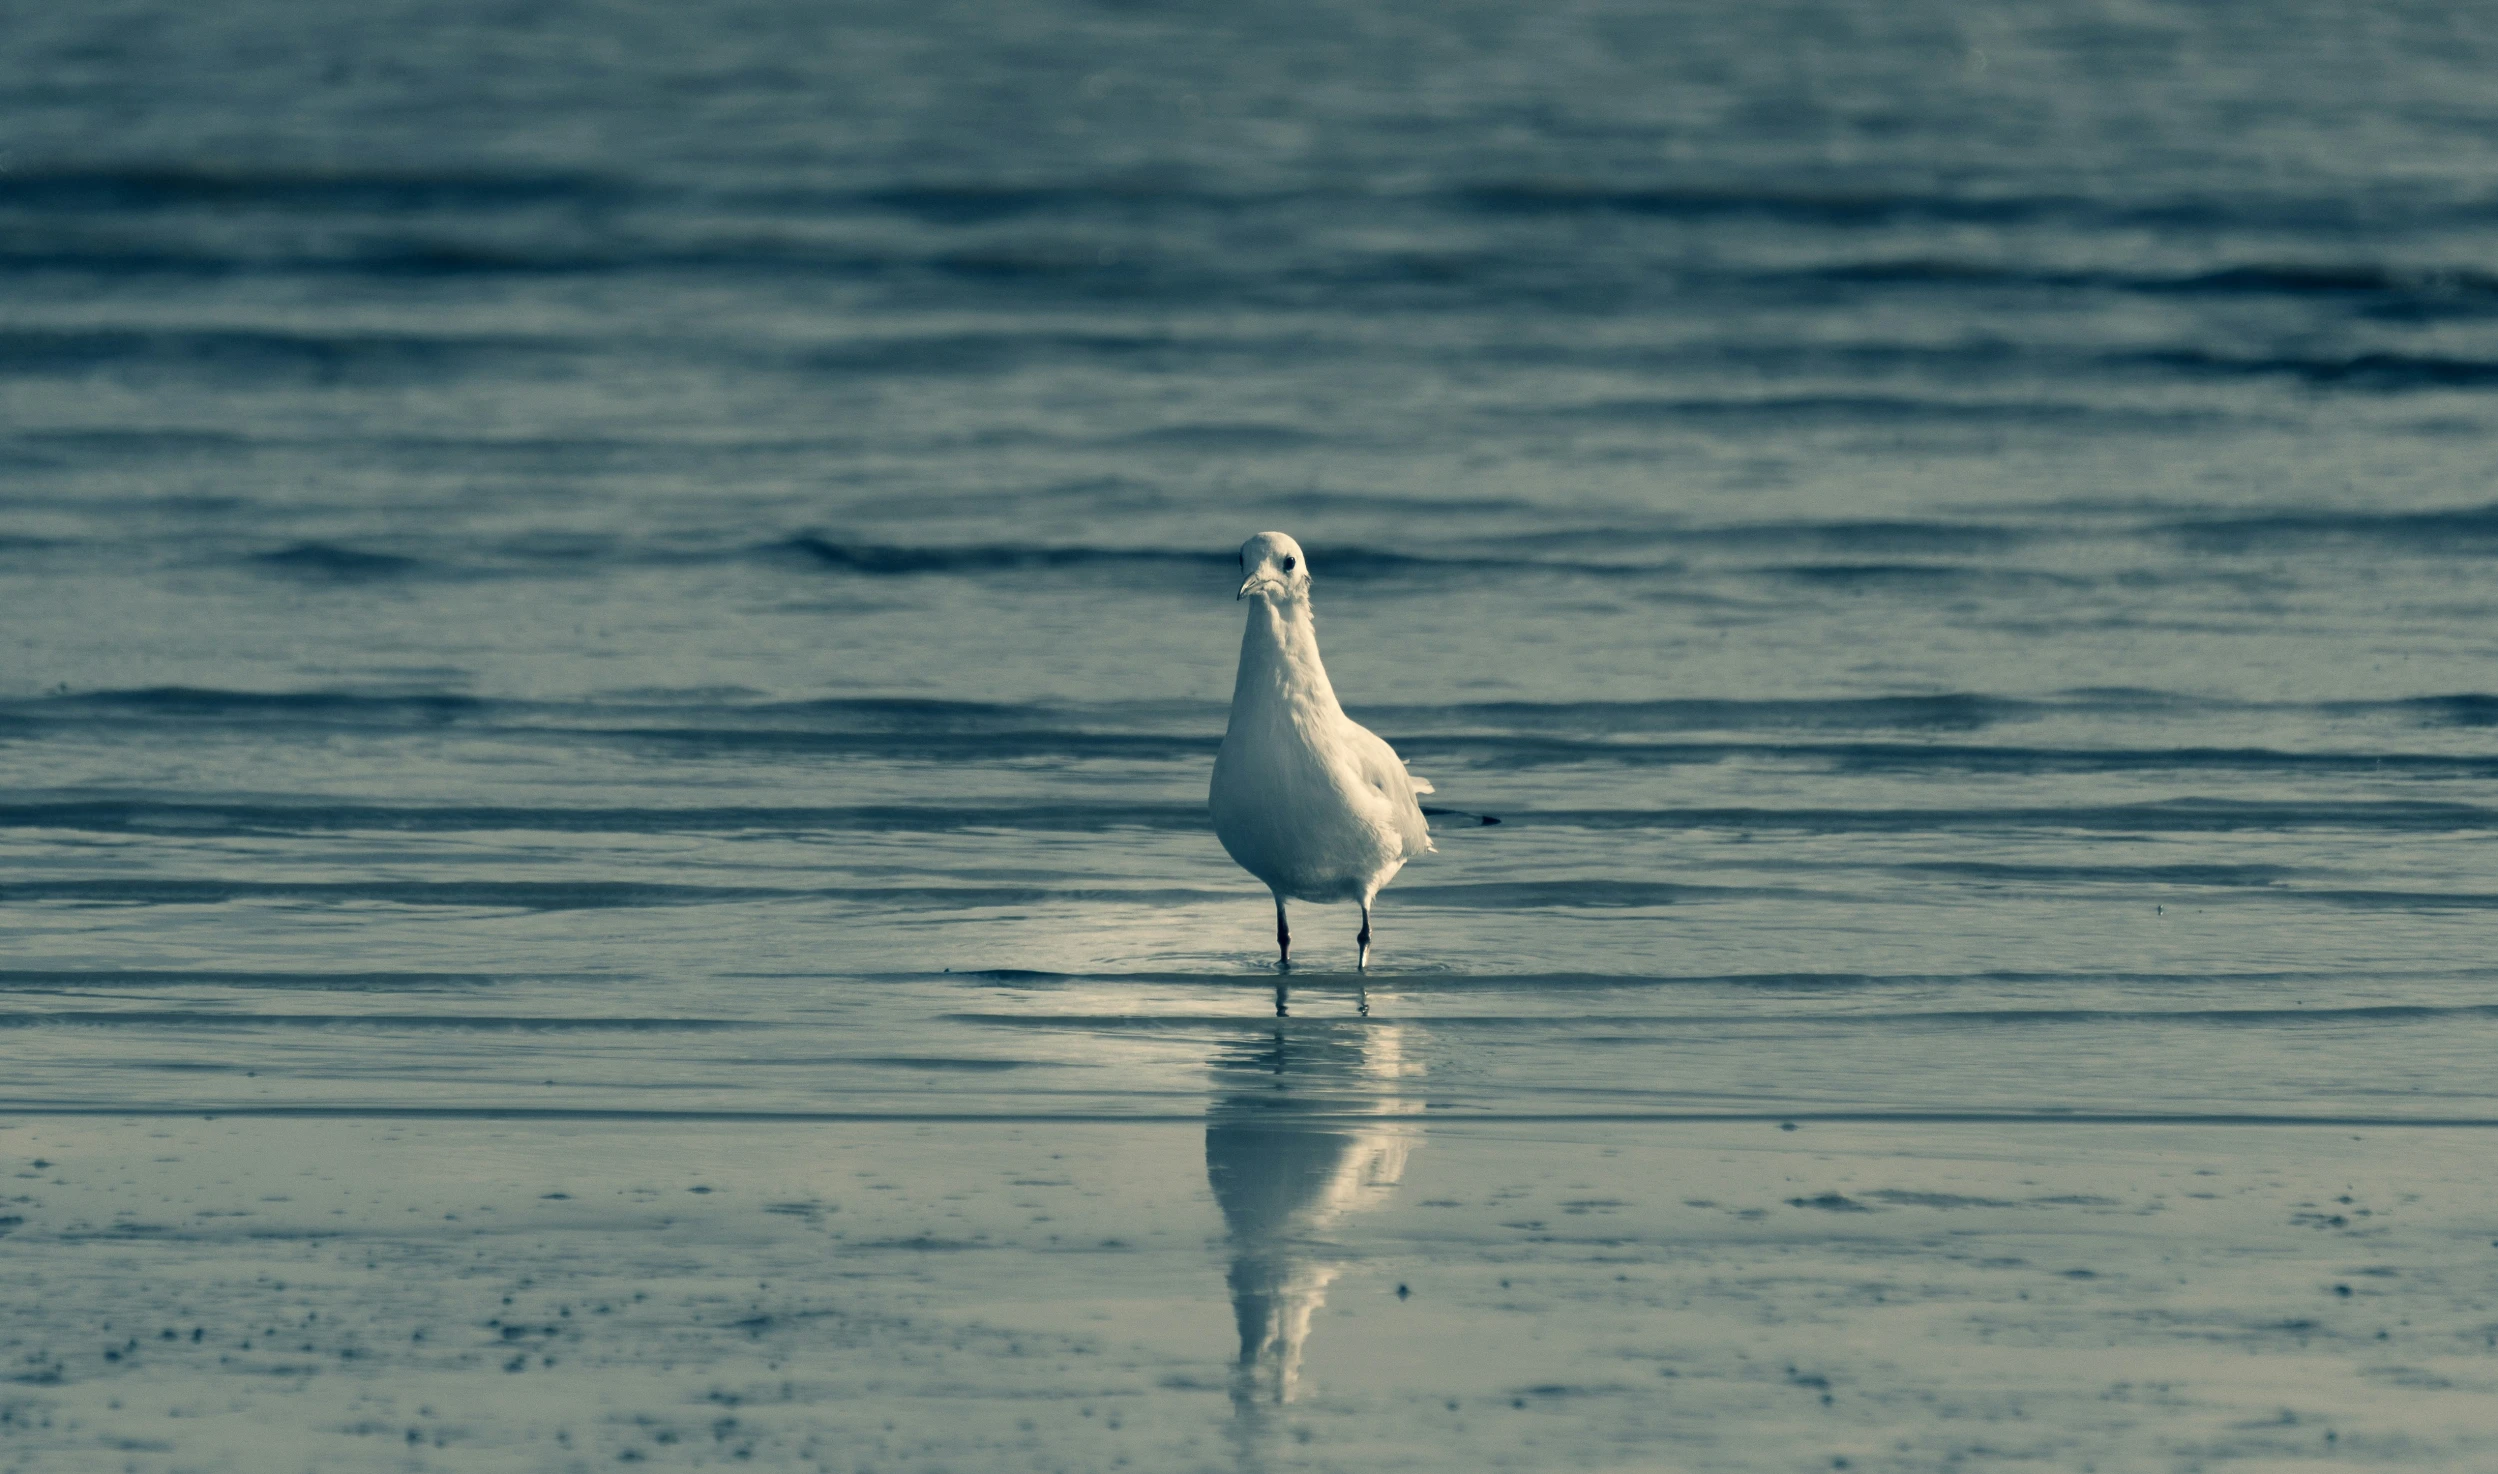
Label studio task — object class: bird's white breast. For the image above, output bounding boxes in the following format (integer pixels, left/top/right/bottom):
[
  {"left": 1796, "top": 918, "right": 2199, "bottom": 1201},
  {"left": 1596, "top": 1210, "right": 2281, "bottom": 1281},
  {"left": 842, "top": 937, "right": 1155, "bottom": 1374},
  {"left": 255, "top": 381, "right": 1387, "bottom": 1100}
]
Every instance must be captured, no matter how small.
[{"left": 1211, "top": 596, "right": 1425, "bottom": 902}]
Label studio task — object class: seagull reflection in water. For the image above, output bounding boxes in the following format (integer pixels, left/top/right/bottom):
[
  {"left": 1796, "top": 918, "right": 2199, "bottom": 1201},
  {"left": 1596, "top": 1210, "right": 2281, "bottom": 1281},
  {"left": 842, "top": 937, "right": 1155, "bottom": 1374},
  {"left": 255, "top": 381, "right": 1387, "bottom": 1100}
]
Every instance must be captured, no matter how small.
[{"left": 1204, "top": 1009, "right": 1422, "bottom": 1444}]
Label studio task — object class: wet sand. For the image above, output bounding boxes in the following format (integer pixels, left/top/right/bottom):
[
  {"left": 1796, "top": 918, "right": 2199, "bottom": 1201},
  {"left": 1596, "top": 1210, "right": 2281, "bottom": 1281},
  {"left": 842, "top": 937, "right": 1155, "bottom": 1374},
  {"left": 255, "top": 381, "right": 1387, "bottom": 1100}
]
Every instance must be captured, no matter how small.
[{"left": 6, "top": 1108, "right": 2493, "bottom": 1472}]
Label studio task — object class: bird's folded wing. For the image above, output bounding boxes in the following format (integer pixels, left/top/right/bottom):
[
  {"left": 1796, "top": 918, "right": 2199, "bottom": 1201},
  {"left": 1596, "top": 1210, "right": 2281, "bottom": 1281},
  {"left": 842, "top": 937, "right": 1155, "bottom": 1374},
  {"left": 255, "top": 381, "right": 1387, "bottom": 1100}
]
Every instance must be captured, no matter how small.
[{"left": 1341, "top": 722, "right": 1436, "bottom": 857}]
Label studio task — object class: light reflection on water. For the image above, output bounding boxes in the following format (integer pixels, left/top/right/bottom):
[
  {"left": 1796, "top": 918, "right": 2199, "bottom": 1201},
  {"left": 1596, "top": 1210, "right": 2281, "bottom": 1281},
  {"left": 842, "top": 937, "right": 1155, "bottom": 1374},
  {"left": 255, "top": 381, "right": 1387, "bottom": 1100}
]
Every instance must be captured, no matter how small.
[{"left": 1206, "top": 1017, "right": 1423, "bottom": 1424}]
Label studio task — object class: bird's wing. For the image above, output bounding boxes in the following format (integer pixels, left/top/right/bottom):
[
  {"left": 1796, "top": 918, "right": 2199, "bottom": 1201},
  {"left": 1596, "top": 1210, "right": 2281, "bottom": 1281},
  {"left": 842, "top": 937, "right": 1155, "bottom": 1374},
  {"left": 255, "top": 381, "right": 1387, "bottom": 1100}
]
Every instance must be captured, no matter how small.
[{"left": 1340, "top": 720, "right": 1435, "bottom": 858}]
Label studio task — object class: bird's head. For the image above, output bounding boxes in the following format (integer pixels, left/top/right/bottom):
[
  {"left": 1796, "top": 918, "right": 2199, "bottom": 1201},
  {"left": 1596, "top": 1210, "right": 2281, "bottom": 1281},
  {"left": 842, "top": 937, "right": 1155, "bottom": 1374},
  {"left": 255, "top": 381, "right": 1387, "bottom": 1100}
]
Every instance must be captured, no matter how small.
[{"left": 1235, "top": 531, "right": 1311, "bottom": 603}]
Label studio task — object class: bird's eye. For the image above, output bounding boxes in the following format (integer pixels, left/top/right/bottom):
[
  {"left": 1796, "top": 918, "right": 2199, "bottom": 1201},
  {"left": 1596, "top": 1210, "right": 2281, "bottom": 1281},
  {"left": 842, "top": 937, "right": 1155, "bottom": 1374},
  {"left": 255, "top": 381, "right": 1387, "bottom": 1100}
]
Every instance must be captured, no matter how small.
[{"left": 1281, "top": 555, "right": 1296, "bottom": 572}]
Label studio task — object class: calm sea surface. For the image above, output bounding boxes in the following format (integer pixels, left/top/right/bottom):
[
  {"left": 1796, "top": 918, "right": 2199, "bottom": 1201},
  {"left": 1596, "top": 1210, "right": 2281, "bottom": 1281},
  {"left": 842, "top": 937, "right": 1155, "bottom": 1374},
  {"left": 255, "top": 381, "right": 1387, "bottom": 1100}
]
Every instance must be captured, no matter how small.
[{"left": 7, "top": 1, "right": 2498, "bottom": 1468}]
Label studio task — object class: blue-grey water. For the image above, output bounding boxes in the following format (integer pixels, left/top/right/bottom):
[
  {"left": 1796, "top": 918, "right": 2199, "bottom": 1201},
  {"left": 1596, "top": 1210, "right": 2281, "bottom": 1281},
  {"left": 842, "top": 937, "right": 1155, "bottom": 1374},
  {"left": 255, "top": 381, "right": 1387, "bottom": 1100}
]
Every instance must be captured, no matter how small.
[{"left": 7, "top": 2, "right": 2498, "bottom": 1469}]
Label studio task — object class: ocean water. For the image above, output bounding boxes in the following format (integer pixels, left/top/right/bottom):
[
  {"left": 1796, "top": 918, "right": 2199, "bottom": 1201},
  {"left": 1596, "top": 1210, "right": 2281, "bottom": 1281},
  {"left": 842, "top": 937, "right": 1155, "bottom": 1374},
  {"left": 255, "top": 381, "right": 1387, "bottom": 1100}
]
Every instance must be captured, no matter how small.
[{"left": 8, "top": 1, "right": 2498, "bottom": 1469}]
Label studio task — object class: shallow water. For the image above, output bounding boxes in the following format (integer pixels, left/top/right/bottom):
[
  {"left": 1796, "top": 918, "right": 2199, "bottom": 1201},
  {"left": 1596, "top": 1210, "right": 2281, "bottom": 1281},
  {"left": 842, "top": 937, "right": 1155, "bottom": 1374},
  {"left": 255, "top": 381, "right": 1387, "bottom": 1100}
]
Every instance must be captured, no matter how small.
[{"left": 7, "top": 0, "right": 2498, "bottom": 1468}]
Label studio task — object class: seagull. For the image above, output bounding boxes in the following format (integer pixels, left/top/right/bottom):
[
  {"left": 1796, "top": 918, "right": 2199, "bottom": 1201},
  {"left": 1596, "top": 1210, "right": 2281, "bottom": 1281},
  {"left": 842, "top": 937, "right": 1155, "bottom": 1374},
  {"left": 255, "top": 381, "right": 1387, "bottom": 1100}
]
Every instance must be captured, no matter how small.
[{"left": 1211, "top": 532, "right": 1434, "bottom": 975}]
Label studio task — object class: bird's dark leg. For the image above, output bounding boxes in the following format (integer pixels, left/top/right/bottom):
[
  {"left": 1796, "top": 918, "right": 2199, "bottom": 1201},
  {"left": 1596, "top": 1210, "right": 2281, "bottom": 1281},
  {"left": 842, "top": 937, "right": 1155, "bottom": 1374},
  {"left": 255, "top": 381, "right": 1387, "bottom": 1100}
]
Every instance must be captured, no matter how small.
[
  {"left": 1274, "top": 895, "right": 1291, "bottom": 968},
  {"left": 1356, "top": 901, "right": 1373, "bottom": 972}
]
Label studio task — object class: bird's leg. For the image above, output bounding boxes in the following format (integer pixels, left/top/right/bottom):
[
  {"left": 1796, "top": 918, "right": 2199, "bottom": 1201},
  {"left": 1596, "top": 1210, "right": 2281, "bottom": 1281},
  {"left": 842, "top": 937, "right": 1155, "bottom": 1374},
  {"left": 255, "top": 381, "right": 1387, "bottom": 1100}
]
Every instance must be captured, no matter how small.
[
  {"left": 1356, "top": 901, "right": 1373, "bottom": 972},
  {"left": 1273, "top": 896, "right": 1291, "bottom": 968}
]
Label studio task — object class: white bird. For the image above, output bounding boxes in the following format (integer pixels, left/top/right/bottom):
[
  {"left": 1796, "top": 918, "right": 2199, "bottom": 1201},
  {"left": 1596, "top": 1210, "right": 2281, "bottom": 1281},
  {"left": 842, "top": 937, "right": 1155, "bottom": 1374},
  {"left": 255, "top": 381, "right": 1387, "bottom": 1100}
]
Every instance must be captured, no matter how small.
[{"left": 1211, "top": 532, "right": 1434, "bottom": 973}]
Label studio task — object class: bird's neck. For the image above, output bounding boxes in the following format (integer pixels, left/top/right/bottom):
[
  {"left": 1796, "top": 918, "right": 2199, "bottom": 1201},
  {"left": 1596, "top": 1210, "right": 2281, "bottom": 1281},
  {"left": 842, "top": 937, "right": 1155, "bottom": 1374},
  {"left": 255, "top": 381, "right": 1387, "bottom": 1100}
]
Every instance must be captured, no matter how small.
[{"left": 1232, "top": 594, "right": 1342, "bottom": 722}]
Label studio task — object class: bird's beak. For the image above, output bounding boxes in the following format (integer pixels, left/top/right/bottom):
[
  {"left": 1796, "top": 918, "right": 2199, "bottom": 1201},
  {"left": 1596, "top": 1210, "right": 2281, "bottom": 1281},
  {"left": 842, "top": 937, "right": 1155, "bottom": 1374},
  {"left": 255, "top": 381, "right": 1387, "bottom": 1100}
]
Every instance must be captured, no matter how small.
[{"left": 1237, "top": 573, "right": 1273, "bottom": 600}]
